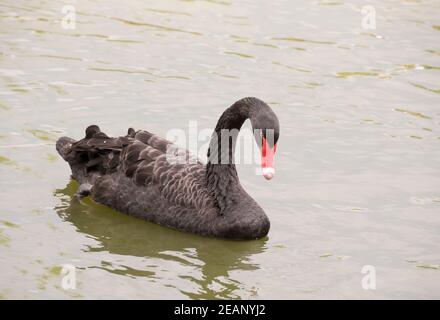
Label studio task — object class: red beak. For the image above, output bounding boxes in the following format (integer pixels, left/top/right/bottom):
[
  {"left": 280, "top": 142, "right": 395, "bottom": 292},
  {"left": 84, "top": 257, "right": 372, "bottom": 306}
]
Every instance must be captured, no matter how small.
[{"left": 261, "top": 137, "right": 277, "bottom": 180}]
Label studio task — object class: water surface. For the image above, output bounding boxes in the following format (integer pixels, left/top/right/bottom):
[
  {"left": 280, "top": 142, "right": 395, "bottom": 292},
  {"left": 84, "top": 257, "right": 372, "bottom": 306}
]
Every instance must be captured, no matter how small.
[{"left": 0, "top": 0, "right": 439, "bottom": 299}]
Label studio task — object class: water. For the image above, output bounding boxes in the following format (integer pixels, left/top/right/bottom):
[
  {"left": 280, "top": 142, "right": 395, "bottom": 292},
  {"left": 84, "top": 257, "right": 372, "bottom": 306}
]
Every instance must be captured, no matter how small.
[{"left": 1, "top": 0, "right": 439, "bottom": 299}]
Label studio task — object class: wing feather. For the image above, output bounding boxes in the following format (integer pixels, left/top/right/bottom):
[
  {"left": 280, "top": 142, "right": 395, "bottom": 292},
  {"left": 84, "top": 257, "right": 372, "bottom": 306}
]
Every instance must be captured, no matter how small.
[{"left": 69, "top": 126, "right": 216, "bottom": 214}]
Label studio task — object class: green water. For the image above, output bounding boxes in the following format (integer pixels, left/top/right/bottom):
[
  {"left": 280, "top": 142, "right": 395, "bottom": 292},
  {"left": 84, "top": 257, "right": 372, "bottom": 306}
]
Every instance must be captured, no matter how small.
[{"left": 0, "top": 0, "right": 439, "bottom": 299}]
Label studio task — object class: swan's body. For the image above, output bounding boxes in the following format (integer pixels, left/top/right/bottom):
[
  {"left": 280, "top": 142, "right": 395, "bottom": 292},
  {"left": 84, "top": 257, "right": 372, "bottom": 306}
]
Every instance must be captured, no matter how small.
[{"left": 56, "top": 97, "right": 279, "bottom": 239}]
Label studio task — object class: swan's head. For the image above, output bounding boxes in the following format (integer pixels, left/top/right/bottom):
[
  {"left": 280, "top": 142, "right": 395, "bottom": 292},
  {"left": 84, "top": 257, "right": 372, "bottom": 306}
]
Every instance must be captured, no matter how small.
[{"left": 250, "top": 101, "right": 280, "bottom": 181}]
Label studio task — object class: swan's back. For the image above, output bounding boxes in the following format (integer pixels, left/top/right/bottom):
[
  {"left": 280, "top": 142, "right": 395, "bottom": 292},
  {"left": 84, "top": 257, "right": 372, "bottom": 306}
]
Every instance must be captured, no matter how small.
[{"left": 57, "top": 126, "right": 216, "bottom": 215}]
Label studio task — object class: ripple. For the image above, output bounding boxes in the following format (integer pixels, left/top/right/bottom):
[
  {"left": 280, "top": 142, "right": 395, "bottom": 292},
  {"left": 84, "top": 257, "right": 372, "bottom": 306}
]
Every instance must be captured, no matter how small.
[
  {"left": 6, "top": 84, "right": 29, "bottom": 93},
  {"left": 90, "top": 261, "right": 156, "bottom": 279},
  {"left": 0, "top": 155, "right": 17, "bottom": 166},
  {"left": 0, "top": 220, "right": 19, "bottom": 228},
  {"left": 252, "top": 42, "right": 279, "bottom": 49},
  {"left": 272, "top": 37, "right": 335, "bottom": 45},
  {"left": 0, "top": 154, "right": 34, "bottom": 173},
  {"left": 334, "top": 206, "right": 370, "bottom": 213},
  {"left": 26, "top": 129, "right": 58, "bottom": 142},
  {"left": 336, "top": 71, "right": 379, "bottom": 78},
  {"left": 398, "top": 64, "right": 440, "bottom": 71},
  {"left": 229, "top": 34, "right": 249, "bottom": 41},
  {"left": 73, "top": 33, "right": 107, "bottom": 39},
  {"left": 111, "top": 17, "right": 202, "bottom": 35},
  {"left": 210, "top": 71, "right": 239, "bottom": 79},
  {"left": 394, "top": 108, "right": 431, "bottom": 119},
  {"left": 273, "top": 61, "right": 311, "bottom": 73},
  {"left": 106, "top": 38, "right": 143, "bottom": 44},
  {"left": 30, "top": 54, "right": 82, "bottom": 61},
  {"left": 426, "top": 49, "right": 440, "bottom": 56},
  {"left": 410, "top": 82, "right": 440, "bottom": 94},
  {"left": 422, "top": 65, "right": 440, "bottom": 70},
  {"left": 223, "top": 51, "right": 255, "bottom": 59},
  {"left": 160, "top": 75, "right": 191, "bottom": 80},
  {"left": 206, "top": 0, "right": 231, "bottom": 5},
  {"left": 0, "top": 230, "right": 11, "bottom": 247},
  {"left": 416, "top": 264, "right": 440, "bottom": 270},
  {"left": 88, "top": 67, "right": 155, "bottom": 76}
]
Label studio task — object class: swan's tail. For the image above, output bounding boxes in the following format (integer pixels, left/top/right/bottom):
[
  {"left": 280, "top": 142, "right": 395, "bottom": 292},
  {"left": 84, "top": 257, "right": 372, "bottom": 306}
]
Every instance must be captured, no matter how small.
[
  {"left": 56, "top": 125, "right": 130, "bottom": 183},
  {"left": 56, "top": 136, "right": 76, "bottom": 161}
]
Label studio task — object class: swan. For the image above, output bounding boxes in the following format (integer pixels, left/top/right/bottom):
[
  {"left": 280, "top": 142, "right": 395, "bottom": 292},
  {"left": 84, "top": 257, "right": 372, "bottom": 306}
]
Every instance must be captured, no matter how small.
[{"left": 56, "top": 97, "right": 279, "bottom": 239}]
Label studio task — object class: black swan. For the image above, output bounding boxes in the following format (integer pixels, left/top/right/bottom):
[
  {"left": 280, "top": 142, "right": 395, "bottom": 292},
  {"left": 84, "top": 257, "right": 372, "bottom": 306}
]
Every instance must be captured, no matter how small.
[{"left": 56, "top": 97, "right": 279, "bottom": 239}]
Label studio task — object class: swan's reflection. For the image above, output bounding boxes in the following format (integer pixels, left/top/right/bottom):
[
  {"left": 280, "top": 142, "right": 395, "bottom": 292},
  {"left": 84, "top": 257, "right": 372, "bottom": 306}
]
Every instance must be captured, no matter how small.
[{"left": 54, "top": 180, "right": 267, "bottom": 299}]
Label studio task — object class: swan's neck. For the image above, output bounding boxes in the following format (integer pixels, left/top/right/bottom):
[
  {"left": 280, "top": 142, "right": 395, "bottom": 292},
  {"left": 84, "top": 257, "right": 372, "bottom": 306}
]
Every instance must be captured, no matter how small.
[{"left": 206, "top": 98, "right": 259, "bottom": 213}]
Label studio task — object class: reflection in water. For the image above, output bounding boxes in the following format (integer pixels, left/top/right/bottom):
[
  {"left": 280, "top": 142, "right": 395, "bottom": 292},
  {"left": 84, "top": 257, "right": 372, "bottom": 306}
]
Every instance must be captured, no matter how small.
[{"left": 54, "top": 180, "right": 267, "bottom": 299}]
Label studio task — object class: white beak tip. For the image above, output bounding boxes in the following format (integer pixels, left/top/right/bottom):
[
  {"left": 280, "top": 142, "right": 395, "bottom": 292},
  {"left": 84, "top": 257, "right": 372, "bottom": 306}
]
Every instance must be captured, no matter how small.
[{"left": 262, "top": 167, "right": 275, "bottom": 180}]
